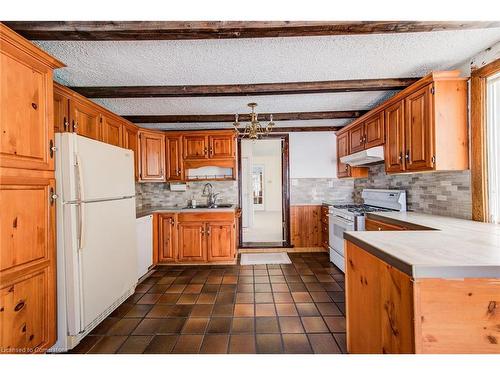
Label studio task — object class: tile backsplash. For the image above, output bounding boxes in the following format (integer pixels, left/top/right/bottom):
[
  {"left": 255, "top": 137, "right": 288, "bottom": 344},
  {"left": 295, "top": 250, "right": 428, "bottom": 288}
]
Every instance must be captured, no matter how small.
[
  {"left": 353, "top": 163, "right": 472, "bottom": 219},
  {"left": 136, "top": 181, "right": 238, "bottom": 208},
  {"left": 290, "top": 178, "right": 354, "bottom": 205}
]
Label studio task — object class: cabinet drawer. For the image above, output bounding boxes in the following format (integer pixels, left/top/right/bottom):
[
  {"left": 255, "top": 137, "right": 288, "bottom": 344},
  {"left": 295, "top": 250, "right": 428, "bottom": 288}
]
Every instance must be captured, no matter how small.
[
  {"left": 178, "top": 212, "right": 235, "bottom": 223},
  {"left": 365, "top": 218, "right": 406, "bottom": 231}
]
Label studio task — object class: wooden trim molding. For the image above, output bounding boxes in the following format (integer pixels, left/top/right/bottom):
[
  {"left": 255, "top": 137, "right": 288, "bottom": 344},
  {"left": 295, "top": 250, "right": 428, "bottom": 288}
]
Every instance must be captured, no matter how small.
[
  {"left": 124, "top": 111, "right": 364, "bottom": 123},
  {"left": 68, "top": 78, "right": 419, "bottom": 98},
  {"left": 4, "top": 21, "right": 500, "bottom": 40},
  {"left": 470, "top": 58, "right": 500, "bottom": 222}
]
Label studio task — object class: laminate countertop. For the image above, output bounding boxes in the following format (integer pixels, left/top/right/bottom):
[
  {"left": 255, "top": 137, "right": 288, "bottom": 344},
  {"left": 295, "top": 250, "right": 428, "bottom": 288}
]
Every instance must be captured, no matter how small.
[
  {"left": 344, "top": 211, "right": 500, "bottom": 279},
  {"left": 136, "top": 205, "right": 237, "bottom": 218}
]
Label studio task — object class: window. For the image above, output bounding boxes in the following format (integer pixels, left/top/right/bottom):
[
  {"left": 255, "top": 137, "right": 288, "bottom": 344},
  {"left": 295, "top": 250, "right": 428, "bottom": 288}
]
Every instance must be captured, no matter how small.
[
  {"left": 486, "top": 73, "right": 500, "bottom": 223},
  {"left": 252, "top": 165, "right": 264, "bottom": 207}
]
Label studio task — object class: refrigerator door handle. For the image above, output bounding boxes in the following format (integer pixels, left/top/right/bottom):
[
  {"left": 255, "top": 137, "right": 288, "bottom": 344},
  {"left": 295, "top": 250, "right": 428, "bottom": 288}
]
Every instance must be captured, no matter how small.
[
  {"left": 78, "top": 202, "right": 85, "bottom": 250},
  {"left": 76, "top": 154, "right": 85, "bottom": 202}
]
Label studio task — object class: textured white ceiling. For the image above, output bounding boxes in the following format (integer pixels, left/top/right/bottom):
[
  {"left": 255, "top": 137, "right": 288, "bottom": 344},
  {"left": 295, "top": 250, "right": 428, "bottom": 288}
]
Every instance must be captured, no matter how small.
[
  {"left": 34, "top": 29, "right": 500, "bottom": 129},
  {"left": 36, "top": 30, "right": 500, "bottom": 85}
]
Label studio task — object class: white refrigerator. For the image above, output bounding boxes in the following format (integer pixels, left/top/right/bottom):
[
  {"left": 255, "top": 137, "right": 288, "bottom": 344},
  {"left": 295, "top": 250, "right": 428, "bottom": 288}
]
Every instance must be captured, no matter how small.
[{"left": 51, "top": 133, "right": 138, "bottom": 352}]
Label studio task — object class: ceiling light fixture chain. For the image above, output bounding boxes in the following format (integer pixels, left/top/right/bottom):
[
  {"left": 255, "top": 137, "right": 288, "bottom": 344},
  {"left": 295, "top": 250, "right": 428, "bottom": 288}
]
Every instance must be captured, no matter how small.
[{"left": 233, "top": 102, "right": 275, "bottom": 139}]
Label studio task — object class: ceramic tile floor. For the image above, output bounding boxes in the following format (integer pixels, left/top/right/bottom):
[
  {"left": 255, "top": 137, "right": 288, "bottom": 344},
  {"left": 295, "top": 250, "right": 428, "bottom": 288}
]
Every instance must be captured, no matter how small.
[{"left": 69, "top": 252, "right": 346, "bottom": 354}]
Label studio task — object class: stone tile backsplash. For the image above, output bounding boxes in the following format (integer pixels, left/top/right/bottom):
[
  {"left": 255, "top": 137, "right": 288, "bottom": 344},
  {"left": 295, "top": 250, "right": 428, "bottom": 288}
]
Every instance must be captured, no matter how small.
[
  {"left": 290, "top": 178, "right": 355, "bottom": 205},
  {"left": 136, "top": 181, "right": 238, "bottom": 208},
  {"left": 353, "top": 164, "right": 472, "bottom": 219},
  {"left": 137, "top": 164, "right": 472, "bottom": 220}
]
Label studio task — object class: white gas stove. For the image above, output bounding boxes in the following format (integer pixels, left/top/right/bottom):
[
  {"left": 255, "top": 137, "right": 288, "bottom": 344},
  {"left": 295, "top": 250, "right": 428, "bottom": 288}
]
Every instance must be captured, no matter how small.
[{"left": 328, "top": 189, "right": 407, "bottom": 272}]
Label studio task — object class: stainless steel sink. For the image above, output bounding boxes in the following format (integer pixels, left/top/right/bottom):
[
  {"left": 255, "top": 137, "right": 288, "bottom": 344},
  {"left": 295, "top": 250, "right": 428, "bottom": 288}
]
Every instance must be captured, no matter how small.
[{"left": 182, "top": 204, "right": 233, "bottom": 209}]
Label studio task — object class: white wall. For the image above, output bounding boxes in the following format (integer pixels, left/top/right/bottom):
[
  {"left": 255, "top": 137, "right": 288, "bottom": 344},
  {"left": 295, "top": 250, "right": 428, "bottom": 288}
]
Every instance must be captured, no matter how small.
[
  {"left": 455, "top": 41, "right": 500, "bottom": 75},
  {"left": 289, "top": 132, "right": 337, "bottom": 178}
]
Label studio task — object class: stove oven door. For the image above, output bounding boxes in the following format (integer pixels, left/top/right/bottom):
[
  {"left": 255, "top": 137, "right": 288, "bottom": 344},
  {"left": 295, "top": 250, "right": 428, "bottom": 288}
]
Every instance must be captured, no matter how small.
[{"left": 329, "top": 215, "right": 355, "bottom": 257}]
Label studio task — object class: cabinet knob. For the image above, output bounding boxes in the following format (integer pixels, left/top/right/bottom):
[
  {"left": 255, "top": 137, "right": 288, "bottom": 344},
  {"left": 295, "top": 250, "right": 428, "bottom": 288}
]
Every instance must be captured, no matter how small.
[
  {"left": 405, "top": 151, "right": 410, "bottom": 160},
  {"left": 398, "top": 152, "right": 403, "bottom": 161}
]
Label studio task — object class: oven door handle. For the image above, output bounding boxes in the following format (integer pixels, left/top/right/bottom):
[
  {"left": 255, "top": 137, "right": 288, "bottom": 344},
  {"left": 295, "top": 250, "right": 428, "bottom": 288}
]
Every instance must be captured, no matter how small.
[{"left": 331, "top": 215, "right": 355, "bottom": 227}]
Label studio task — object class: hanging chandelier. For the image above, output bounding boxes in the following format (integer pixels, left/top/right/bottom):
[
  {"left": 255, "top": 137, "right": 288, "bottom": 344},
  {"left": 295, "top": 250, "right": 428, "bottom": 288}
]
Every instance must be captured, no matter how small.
[{"left": 233, "top": 103, "right": 275, "bottom": 139}]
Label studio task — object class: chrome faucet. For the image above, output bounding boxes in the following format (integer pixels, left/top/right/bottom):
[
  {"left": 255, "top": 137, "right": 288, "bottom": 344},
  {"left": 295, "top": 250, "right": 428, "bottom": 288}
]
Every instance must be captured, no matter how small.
[{"left": 202, "top": 183, "right": 220, "bottom": 208}]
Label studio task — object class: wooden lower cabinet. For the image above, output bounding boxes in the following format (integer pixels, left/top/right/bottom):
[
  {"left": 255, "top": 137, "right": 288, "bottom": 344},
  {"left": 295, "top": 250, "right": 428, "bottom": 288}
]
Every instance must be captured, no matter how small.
[
  {"left": 178, "top": 222, "right": 207, "bottom": 262},
  {"left": 155, "top": 211, "right": 236, "bottom": 264},
  {"left": 345, "top": 240, "right": 500, "bottom": 354},
  {"left": 207, "top": 222, "right": 235, "bottom": 261},
  {"left": 0, "top": 268, "right": 53, "bottom": 353},
  {"left": 346, "top": 241, "right": 416, "bottom": 354},
  {"left": 158, "top": 214, "right": 177, "bottom": 262}
]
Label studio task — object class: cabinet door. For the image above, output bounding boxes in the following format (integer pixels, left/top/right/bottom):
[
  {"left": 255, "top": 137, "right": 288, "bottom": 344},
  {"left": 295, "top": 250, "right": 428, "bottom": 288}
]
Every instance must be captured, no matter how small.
[
  {"left": 209, "top": 134, "right": 234, "bottom": 159},
  {"left": 384, "top": 101, "right": 406, "bottom": 173},
  {"left": 53, "top": 90, "right": 70, "bottom": 133},
  {"left": 122, "top": 124, "right": 139, "bottom": 180},
  {"left": 0, "top": 269, "right": 53, "bottom": 352},
  {"left": 158, "top": 214, "right": 177, "bottom": 262},
  {"left": 70, "top": 99, "right": 102, "bottom": 141},
  {"left": 1, "top": 177, "right": 55, "bottom": 273},
  {"left": 364, "top": 111, "right": 385, "bottom": 148},
  {"left": 349, "top": 122, "right": 365, "bottom": 153},
  {"left": 166, "top": 136, "right": 183, "bottom": 181},
  {"left": 207, "top": 222, "right": 235, "bottom": 261},
  {"left": 178, "top": 222, "right": 207, "bottom": 262},
  {"left": 0, "top": 51, "right": 54, "bottom": 171},
  {"left": 102, "top": 115, "right": 123, "bottom": 147},
  {"left": 404, "top": 84, "right": 434, "bottom": 171},
  {"left": 336, "top": 132, "right": 350, "bottom": 178},
  {"left": 139, "top": 131, "right": 166, "bottom": 182},
  {"left": 183, "top": 135, "right": 208, "bottom": 160}
]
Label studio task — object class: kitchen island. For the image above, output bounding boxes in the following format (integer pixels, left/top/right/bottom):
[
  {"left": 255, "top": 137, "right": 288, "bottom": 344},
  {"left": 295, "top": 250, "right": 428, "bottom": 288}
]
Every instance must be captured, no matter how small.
[{"left": 343, "top": 212, "right": 500, "bottom": 354}]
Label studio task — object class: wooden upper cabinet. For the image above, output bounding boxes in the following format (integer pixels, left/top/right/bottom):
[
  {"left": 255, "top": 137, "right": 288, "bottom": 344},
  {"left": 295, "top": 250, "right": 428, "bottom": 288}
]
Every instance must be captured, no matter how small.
[
  {"left": 364, "top": 111, "right": 385, "bottom": 148},
  {"left": 138, "top": 130, "right": 165, "bottom": 182},
  {"left": 158, "top": 214, "right": 177, "bottom": 262},
  {"left": 166, "top": 136, "right": 183, "bottom": 181},
  {"left": 102, "top": 115, "right": 123, "bottom": 148},
  {"left": 384, "top": 101, "right": 406, "bottom": 173},
  {"left": 404, "top": 84, "right": 434, "bottom": 172},
  {"left": 53, "top": 89, "right": 70, "bottom": 133},
  {"left": 183, "top": 135, "right": 208, "bottom": 160},
  {"left": 336, "top": 131, "right": 350, "bottom": 178},
  {"left": 207, "top": 222, "right": 235, "bottom": 261},
  {"left": 70, "top": 98, "right": 102, "bottom": 141},
  {"left": 177, "top": 222, "right": 207, "bottom": 262},
  {"left": 349, "top": 122, "right": 366, "bottom": 154},
  {"left": 0, "top": 45, "right": 56, "bottom": 171},
  {"left": 209, "top": 134, "right": 235, "bottom": 158},
  {"left": 122, "top": 124, "right": 139, "bottom": 180}
]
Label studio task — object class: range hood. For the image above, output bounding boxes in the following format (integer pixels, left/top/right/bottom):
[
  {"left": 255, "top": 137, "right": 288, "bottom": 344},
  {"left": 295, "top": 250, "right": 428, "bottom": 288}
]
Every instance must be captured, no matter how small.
[{"left": 340, "top": 146, "right": 384, "bottom": 166}]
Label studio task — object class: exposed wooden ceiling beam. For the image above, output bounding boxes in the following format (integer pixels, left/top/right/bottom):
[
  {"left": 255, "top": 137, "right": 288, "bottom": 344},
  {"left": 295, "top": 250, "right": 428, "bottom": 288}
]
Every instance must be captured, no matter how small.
[
  {"left": 68, "top": 78, "right": 419, "bottom": 98},
  {"left": 123, "top": 110, "right": 364, "bottom": 123},
  {"left": 4, "top": 21, "right": 499, "bottom": 41}
]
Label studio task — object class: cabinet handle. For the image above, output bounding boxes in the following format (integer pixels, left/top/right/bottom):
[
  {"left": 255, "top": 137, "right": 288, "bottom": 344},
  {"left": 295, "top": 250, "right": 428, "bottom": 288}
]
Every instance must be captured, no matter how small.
[
  {"left": 49, "top": 139, "right": 56, "bottom": 158},
  {"left": 14, "top": 300, "right": 25, "bottom": 312},
  {"left": 49, "top": 187, "right": 58, "bottom": 205},
  {"left": 63, "top": 117, "right": 69, "bottom": 131},
  {"left": 73, "top": 120, "right": 78, "bottom": 131}
]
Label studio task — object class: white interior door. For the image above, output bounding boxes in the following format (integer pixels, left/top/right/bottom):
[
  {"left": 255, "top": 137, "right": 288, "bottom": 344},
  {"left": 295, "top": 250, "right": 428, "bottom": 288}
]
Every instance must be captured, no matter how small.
[{"left": 79, "top": 197, "right": 137, "bottom": 329}]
